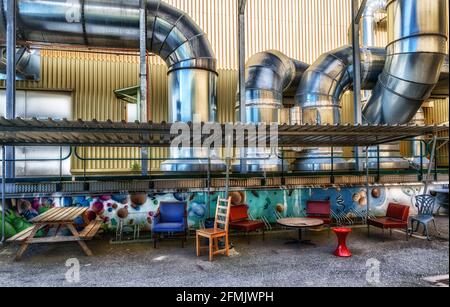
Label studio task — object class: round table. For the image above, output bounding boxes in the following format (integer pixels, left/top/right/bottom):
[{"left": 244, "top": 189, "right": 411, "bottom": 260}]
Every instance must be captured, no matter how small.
[{"left": 277, "top": 218, "right": 324, "bottom": 246}]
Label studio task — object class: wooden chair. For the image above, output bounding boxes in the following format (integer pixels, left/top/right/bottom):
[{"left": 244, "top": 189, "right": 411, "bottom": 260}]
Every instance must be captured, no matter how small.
[{"left": 196, "top": 197, "right": 232, "bottom": 261}]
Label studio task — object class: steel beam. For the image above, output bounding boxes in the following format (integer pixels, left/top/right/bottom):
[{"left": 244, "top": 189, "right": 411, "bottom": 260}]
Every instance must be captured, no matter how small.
[
  {"left": 139, "top": 0, "right": 148, "bottom": 176},
  {"left": 5, "top": 0, "right": 16, "bottom": 179},
  {"left": 238, "top": 0, "right": 247, "bottom": 174},
  {"left": 1, "top": 146, "right": 5, "bottom": 244},
  {"left": 351, "top": 0, "right": 365, "bottom": 171}
]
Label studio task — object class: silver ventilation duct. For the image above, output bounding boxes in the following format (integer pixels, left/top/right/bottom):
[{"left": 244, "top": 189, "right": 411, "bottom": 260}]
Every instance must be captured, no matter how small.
[
  {"left": 233, "top": 50, "right": 308, "bottom": 173},
  {"left": 432, "top": 55, "right": 449, "bottom": 99},
  {"left": 360, "top": 0, "right": 386, "bottom": 103},
  {"left": 363, "top": 0, "right": 448, "bottom": 125},
  {"left": 361, "top": 0, "right": 387, "bottom": 48},
  {"left": 0, "top": 0, "right": 223, "bottom": 172},
  {"left": 0, "top": 47, "right": 40, "bottom": 80},
  {"left": 294, "top": 46, "right": 385, "bottom": 171},
  {"left": 358, "top": 0, "right": 410, "bottom": 170},
  {"left": 409, "top": 107, "right": 430, "bottom": 168}
]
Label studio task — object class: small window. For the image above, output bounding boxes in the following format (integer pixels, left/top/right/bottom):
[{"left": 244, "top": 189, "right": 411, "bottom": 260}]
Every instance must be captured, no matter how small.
[
  {"left": 127, "top": 103, "right": 138, "bottom": 122},
  {"left": 0, "top": 90, "right": 72, "bottom": 177}
]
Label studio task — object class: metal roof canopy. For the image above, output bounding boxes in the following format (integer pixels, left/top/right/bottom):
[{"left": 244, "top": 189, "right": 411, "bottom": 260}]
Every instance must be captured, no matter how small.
[{"left": 0, "top": 117, "right": 447, "bottom": 148}]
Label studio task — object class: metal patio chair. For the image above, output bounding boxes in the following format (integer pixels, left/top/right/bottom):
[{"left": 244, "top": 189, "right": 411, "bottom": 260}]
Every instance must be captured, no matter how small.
[{"left": 410, "top": 195, "right": 438, "bottom": 241}]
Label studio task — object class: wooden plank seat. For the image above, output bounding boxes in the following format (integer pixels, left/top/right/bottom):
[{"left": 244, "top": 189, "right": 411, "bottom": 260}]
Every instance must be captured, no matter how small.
[
  {"left": 79, "top": 220, "right": 103, "bottom": 240},
  {"left": 196, "top": 197, "right": 232, "bottom": 261},
  {"left": 7, "top": 226, "right": 36, "bottom": 243}
]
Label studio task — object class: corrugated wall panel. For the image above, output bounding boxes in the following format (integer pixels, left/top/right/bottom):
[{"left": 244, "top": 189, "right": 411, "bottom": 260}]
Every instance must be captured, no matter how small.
[{"left": 424, "top": 99, "right": 449, "bottom": 167}]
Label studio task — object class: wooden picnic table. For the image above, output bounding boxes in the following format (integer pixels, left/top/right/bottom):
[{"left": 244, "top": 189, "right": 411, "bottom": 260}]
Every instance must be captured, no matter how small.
[{"left": 7, "top": 207, "right": 102, "bottom": 261}]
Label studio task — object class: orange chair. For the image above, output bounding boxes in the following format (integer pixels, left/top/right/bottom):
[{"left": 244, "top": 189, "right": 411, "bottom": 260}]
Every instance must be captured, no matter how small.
[
  {"left": 229, "top": 204, "right": 265, "bottom": 243},
  {"left": 196, "top": 197, "right": 232, "bottom": 261}
]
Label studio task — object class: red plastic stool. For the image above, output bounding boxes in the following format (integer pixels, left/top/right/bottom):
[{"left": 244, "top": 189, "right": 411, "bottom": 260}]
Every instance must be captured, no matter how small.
[{"left": 333, "top": 228, "right": 352, "bottom": 257}]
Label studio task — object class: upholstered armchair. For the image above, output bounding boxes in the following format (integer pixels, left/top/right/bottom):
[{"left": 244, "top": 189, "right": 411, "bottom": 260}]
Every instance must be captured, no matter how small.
[{"left": 153, "top": 202, "right": 188, "bottom": 248}]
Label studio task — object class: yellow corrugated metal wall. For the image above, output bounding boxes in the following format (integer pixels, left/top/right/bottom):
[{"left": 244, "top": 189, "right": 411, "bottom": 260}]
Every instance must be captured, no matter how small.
[{"left": 1, "top": 0, "right": 448, "bottom": 172}]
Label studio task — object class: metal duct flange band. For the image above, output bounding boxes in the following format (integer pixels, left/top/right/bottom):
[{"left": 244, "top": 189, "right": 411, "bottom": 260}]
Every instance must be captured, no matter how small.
[{"left": 363, "top": 0, "right": 448, "bottom": 125}]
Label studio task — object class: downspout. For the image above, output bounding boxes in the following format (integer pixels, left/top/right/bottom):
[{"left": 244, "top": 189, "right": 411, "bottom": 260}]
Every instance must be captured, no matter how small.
[
  {"left": 233, "top": 50, "right": 308, "bottom": 172},
  {"left": 294, "top": 46, "right": 385, "bottom": 171},
  {"left": 363, "top": 0, "right": 448, "bottom": 125},
  {"left": 0, "top": 0, "right": 223, "bottom": 172}
]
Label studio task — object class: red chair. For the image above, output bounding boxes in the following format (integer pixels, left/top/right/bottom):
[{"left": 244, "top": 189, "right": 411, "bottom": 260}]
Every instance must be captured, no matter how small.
[
  {"left": 229, "top": 205, "right": 265, "bottom": 243},
  {"left": 368, "top": 203, "right": 410, "bottom": 241},
  {"left": 305, "top": 200, "right": 333, "bottom": 236}
]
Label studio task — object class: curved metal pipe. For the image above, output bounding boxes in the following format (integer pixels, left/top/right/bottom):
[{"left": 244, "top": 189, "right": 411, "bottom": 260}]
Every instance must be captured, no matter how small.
[
  {"left": 363, "top": 0, "right": 448, "bottom": 125},
  {"left": 240, "top": 50, "right": 308, "bottom": 121},
  {"left": 293, "top": 45, "right": 385, "bottom": 171},
  {"left": 0, "top": 0, "right": 221, "bottom": 172},
  {"left": 0, "top": 0, "right": 216, "bottom": 73},
  {"left": 233, "top": 50, "right": 308, "bottom": 172},
  {"left": 296, "top": 45, "right": 385, "bottom": 126}
]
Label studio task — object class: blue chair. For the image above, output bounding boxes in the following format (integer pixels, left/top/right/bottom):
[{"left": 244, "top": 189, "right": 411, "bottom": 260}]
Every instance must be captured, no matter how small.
[
  {"left": 153, "top": 202, "right": 187, "bottom": 248},
  {"left": 410, "top": 195, "right": 438, "bottom": 241}
]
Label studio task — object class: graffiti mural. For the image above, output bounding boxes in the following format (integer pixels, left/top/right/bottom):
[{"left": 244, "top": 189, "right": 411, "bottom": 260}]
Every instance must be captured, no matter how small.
[{"left": 0, "top": 184, "right": 435, "bottom": 239}]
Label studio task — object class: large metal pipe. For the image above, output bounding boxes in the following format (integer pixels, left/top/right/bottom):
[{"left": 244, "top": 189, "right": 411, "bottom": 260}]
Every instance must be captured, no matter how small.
[
  {"left": 0, "top": 0, "right": 222, "bottom": 172},
  {"left": 294, "top": 46, "right": 385, "bottom": 171},
  {"left": 361, "top": 0, "right": 387, "bottom": 48},
  {"left": 233, "top": 50, "right": 308, "bottom": 172},
  {"left": 358, "top": 0, "right": 410, "bottom": 170},
  {"left": 363, "top": 0, "right": 448, "bottom": 125},
  {"left": 0, "top": 47, "right": 40, "bottom": 80}
]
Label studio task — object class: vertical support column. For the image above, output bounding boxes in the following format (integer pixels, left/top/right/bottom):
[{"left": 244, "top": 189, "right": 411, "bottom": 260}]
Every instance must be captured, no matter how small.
[
  {"left": 365, "top": 146, "right": 371, "bottom": 223},
  {"left": 238, "top": 0, "right": 247, "bottom": 174},
  {"left": 1, "top": 146, "right": 5, "bottom": 244},
  {"left": 424, "top": 136, "right": 438, "bottom": 194},
  {"left": 5, "top": 0, "right": 16, "bottom": 179},
  {"left": 139, "top": 0, "right": 148, "bottom": 176},
  {"left": 351, "top": 0, "right": 366, "bottom": 172}
]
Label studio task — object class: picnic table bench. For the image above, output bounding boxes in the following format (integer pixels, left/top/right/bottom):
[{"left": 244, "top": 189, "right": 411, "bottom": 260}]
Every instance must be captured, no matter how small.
[{"left": 7, "top": 207, "right": 102, "bottom": 261}]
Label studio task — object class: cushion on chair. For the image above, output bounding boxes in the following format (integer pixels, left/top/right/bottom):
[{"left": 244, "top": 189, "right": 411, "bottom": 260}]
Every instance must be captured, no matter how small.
[
  {"left": 153, "top": 222, "right": 185, "bottom": 233},
  {"left": 229, "top": 220, "right": 265, "bottom": 232},
  {"left": 386, "top": 203, "right": 410, "bottom": 221},
  {"left": 229, "top": 205, "right": 250, "bottom": 222},
  {"left": 158, "top": 202, "right": 186, "bottom": 223},
  {"left": 368, "top": 217, "right": 408, "bottom": 229}
]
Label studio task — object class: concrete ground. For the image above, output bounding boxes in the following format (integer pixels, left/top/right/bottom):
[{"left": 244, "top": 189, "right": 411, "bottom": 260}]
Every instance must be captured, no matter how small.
[{"left": 0, "top": 217, "right": 448, "bottom": 287}]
